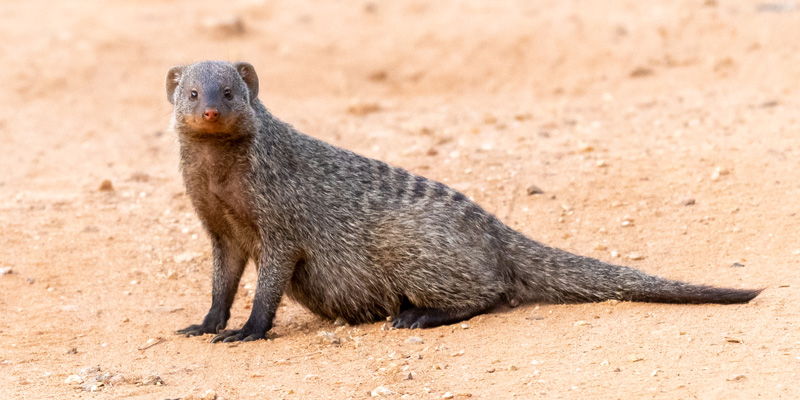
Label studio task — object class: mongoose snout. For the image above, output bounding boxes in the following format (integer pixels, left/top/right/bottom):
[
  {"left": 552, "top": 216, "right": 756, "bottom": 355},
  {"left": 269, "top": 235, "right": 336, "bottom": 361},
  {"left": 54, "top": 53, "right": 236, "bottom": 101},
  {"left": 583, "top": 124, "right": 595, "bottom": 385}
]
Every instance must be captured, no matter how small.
[{"left": 203, "top": 108, "right": 220, "bottom": 122}]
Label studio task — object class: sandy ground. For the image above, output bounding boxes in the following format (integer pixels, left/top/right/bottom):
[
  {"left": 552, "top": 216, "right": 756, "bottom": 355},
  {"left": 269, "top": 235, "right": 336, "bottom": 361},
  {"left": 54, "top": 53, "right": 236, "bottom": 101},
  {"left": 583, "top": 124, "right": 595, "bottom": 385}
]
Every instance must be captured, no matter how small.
[{"left": 1, "top": 0, "right": 799, "bottom": 399}]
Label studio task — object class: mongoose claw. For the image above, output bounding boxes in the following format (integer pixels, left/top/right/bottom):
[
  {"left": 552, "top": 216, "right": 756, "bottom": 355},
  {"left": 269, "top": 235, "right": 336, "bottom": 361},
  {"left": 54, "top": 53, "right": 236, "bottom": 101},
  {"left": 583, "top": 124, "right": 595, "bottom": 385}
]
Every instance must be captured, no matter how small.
[
  {"left": 176, "top": 324, "right": 209, "bottom": 337},
  {"left": 392, "top": 308, "right": 479, "bottom": 329},
  {"left": 392, "top": 309, "right": 433, "bottom": 329},
  {"left": 210, "top": 328, "right": 264, "bottom": 343},
  {"left": 176, "top": 321, "right": 226, "bottom": 337}
]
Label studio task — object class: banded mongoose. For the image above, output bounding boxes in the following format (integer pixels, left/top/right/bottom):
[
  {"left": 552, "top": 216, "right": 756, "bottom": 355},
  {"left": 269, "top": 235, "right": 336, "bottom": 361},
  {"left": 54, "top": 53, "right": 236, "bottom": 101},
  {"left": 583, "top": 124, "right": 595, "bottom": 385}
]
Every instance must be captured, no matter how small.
[{"left": 166, "top": 61, "right": 761, "bottom": 343}]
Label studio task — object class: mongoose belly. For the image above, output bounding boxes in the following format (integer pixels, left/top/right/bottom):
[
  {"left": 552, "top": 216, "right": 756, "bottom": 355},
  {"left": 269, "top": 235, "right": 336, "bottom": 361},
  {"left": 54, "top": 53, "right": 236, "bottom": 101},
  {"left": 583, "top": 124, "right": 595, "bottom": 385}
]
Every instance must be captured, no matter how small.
[{"left": 285, "top": 256, "right": 398, "bottom": 324}]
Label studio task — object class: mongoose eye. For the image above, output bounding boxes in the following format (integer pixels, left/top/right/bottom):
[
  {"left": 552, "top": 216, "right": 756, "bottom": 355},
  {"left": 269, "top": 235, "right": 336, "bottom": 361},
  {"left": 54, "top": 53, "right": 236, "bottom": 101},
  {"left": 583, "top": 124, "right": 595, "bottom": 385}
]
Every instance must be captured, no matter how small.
[
  {"left": 190, "top": 90, "right": 198, "bottom": 99},
  {"left": 223, "top": 88, "right": 232, "bottom": 99}
]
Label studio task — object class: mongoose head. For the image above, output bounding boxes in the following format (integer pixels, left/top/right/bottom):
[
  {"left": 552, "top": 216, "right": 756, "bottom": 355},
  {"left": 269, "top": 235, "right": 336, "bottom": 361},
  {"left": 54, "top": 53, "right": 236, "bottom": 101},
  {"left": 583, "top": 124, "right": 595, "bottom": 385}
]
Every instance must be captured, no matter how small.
[{"left": 166, "top": 61, "right": 259, "bottom": 138}]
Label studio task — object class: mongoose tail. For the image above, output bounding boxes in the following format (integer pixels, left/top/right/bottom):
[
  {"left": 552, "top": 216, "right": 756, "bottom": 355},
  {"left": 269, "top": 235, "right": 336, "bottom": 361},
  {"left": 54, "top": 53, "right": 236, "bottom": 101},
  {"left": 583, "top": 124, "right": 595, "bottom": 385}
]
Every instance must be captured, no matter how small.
[{"left": 507, "top": 236, "right": 763, "bottom": 305}]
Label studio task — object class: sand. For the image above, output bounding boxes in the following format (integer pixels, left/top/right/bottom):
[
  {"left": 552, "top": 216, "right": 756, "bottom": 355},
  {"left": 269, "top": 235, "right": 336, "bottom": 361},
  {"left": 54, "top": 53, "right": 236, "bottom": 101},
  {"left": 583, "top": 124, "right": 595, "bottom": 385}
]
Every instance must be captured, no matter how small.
[{"left": 1, "top": 1, "right": 798, "bottom": 398}]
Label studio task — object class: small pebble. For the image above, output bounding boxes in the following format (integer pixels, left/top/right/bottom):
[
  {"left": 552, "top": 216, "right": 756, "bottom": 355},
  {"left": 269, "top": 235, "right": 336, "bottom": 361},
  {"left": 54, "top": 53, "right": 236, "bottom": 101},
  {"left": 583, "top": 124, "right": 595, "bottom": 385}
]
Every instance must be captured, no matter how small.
[
  {"left": 442, "top": 393, "right": 454, "bottom": 399},
  {"left": 207, "top": 393, "right": 220, "bottom": 400},
  {"left": 80, "top": 366, "right": 100, "bottom": 376},
  {"left": 681, "top": 198, "right": 696, "bottom": 206},
  {"left": 628, "top": 253, "right": 645, "bottom": 260},
  {"left": 460, "top": 323, "right": 469, "bottom": 329},
  {"left": 526, "top": 185, "right": 544, "bottom": 195},
  {"left": 173, "top": 252, "right": 199, "bottom": 263},
  {"left": 727, "top": 374, "right": 746, "bottom": 381},
  {"left": 64, "top": 374, "right": 83, "bottom": 384},
  {"left": 406, "top": 336, "right": 424, "bottom": 345},
  {"left": 730, "top": 262, "right": 745, "bottom": 268},
  {"left": 574, "top": 320, "right": 590, "bottom": 327},
  {"left": 371, "top": 385, "right": 394, "bottom": 397},
  {"left": 334, "top": 317, "right": 347, "bottom": 326},
  {"left": 711, "top": 167, "right": 729, "bottom": 181},
  {"left": 0, "top": 267, "right": 12, "bottom": 275},
  {"left": 108, "top": 374, "right": 127, "bottom": 385},
  {"left": 317, "top": 331, "right": 341, "bottom": 345},
  {"left": 577, "top": 141, "right": 594, "bottom": 152},
  {"left": 98, "top": 179, "right": 114, "bottom": 191},
  {"left": 507, "top": 365, "right": 518, "bottom": 371},
  {"left": 141, "top": 375, "right": 163, "bottom": 386}
]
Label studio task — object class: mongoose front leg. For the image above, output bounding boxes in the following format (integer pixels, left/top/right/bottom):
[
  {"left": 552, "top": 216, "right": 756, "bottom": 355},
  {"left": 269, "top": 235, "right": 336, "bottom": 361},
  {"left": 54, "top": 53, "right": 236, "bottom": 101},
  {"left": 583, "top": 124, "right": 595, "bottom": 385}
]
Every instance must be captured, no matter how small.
[
  {"left": 177, "top": 236, "right": 246, "bottom": 337},
  {"left": 210, "top": 244, "right": 298, "bottom": 343}
]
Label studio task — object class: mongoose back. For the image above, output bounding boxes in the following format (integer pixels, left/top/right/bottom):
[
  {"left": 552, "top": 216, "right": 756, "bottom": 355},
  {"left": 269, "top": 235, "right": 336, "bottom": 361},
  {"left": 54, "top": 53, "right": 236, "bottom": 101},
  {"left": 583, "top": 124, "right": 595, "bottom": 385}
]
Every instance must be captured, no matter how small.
[{"left": 167, "top": 61, "right": 761, "bottom": 343}]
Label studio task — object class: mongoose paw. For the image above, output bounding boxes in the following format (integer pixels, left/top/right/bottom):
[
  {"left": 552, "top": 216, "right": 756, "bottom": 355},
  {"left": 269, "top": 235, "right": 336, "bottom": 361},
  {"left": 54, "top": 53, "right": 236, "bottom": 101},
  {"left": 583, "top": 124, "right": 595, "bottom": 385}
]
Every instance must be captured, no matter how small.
[
  {"left": 392, "top": 309, "right": 440, "bottom": 329},
  {"left": 210, "top": 328, "right": 265, "bottom": 343},
  {"left": 176, "top": 322, "right": 225, "bottom": 337}
]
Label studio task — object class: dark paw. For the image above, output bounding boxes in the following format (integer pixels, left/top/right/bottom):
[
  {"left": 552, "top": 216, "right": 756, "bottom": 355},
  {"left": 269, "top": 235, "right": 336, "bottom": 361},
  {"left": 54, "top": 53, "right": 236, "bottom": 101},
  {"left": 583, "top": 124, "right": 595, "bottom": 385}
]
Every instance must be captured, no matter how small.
[
  {"left": 177, "top": 310, "right": 229, "bottom": 337},
  {"left": 210, "top": 326, "right": 266, "bottom": 343},
  {"left": 391, "top": 309, "right": 437, "bottom": 329},
  {"left": 176, "top": 321, "right": 226, "bottom": 337}
]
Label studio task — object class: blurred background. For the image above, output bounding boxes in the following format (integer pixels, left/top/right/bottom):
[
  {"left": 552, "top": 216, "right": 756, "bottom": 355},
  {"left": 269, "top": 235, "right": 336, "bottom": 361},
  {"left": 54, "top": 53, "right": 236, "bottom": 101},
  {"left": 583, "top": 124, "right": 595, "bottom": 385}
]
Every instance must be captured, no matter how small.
[{"left": 1, "top": 1, "right": 799, "bottom": 399}]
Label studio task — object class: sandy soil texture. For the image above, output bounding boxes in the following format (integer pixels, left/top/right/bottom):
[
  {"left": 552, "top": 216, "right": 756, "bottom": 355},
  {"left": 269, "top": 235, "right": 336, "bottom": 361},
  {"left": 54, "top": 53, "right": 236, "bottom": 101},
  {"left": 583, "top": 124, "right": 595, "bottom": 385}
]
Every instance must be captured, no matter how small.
[{"left": 1, "top": 0, "right": 799, "bottom": 399}]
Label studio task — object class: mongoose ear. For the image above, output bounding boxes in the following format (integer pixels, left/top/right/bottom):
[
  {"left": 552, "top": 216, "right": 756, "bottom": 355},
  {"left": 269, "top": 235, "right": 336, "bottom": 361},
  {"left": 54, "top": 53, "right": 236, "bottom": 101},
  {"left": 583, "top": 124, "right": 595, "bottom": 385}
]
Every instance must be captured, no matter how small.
[
  {"left": 166, "top": 65, "right": 186, "bottom": 104},
  {"left": 234, "top": 62, "right": 259, "bottom": 101}
]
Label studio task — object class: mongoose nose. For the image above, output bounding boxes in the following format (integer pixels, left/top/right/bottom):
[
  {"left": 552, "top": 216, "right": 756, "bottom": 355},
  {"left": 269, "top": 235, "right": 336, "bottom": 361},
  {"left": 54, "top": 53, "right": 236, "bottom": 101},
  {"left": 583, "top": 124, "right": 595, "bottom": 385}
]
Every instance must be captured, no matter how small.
[{"left": 203, "top": 108, "right": 220, "bottom": 122}]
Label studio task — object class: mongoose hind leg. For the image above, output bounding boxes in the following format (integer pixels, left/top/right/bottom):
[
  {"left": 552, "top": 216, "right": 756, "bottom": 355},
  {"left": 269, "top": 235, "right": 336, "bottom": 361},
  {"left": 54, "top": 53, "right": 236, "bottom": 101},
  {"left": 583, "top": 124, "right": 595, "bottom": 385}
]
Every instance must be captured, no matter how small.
[{"left": 391, "top": 304, "right": 496, "bottom": 329}]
